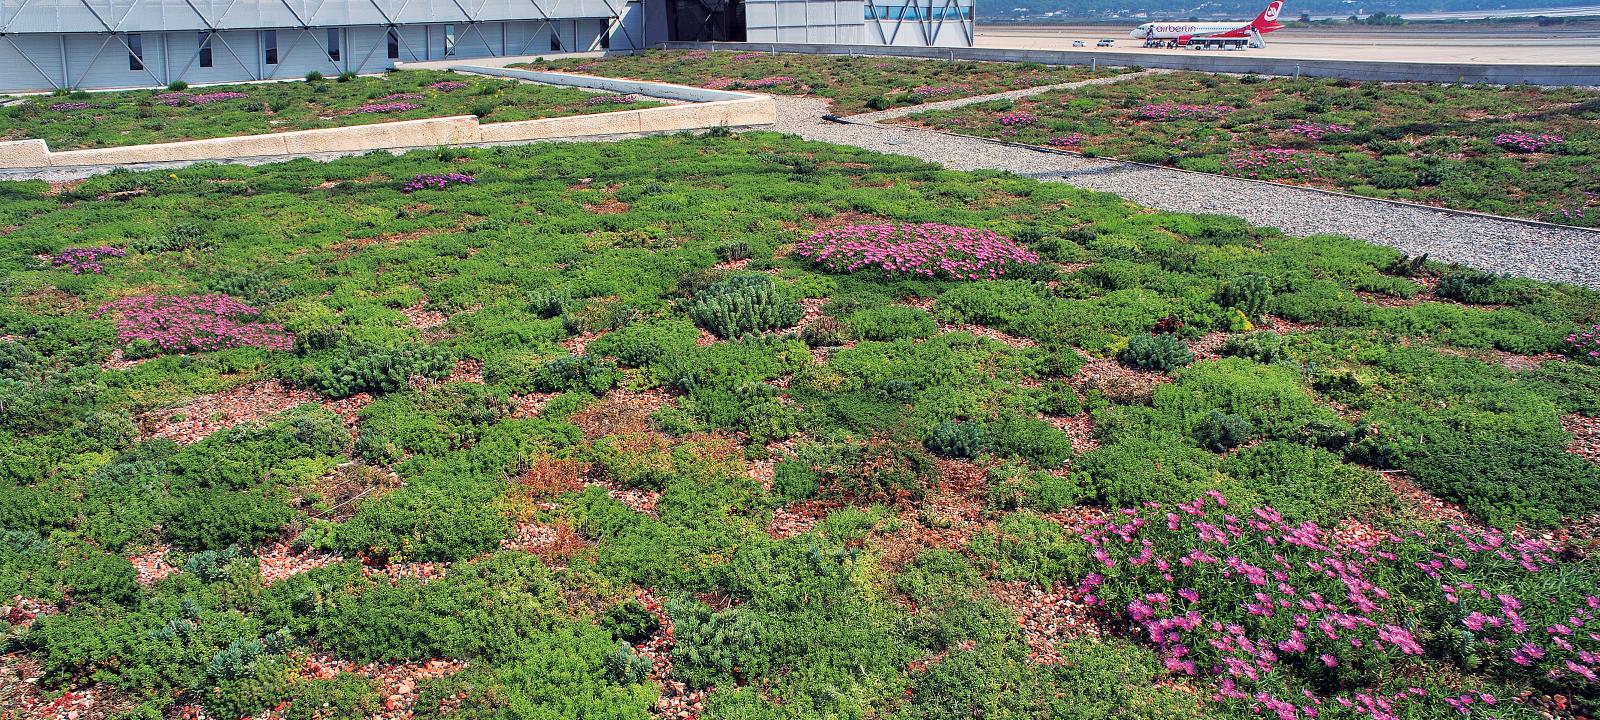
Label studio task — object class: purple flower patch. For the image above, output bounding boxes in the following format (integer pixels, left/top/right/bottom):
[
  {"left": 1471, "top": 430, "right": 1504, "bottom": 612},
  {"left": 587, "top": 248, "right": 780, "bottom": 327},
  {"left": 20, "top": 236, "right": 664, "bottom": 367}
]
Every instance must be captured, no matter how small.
[
  {"left": 91, "top": 294, "right": 293, "bottom": 354},
  {"left": 796, "top": 223, "right": 1040, "bottom": 281},
  {"left": 401, "top": 172, "right": 475, "bottom": 193},
  {"left": 52, "top": 246, "right": 126, "bottom": 274},
  {"left": 1493, "top": 132, "right": 1563, "bottom": 152}
]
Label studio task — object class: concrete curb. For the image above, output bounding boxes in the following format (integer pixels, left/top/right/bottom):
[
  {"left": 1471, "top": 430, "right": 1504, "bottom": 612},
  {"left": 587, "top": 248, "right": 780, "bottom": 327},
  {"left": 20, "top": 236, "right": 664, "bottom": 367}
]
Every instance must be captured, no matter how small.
[
  {"left": 848, "top": 117, "right": 1600, "bottom": 235},
  {"left": 656, "top": 41, "right": 1600, "bottom": 87},
  {"left": 0, "top": 71, "right": 777, "bottom": 171}
]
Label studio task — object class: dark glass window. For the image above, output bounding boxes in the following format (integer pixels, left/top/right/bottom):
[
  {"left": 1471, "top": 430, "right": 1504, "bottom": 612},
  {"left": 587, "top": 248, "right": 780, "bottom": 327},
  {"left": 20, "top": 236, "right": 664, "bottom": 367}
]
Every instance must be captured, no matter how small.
[
  {"left": 444, "top": 24, "right": 456, "bottom": 56},
  {"left": 263, "top": 30, "right": 278, "bottom": 64},
  {"left": 387, "top": 29, "right": 400, "bottom": 59},
  {"left": 327, "top": 28, "right": 340, "bottom": 61},
  {"left": 599, "top": 28, "right": 610, "bottom": 49},
  {"left": 128, "top": 33, "right": 144, "bottom": 71},
  {"left": 198, "top": 32, "right": 213, "bottom": 67},
  {"left": 550, "top": 31, "right": 563, "bottom": 51}
]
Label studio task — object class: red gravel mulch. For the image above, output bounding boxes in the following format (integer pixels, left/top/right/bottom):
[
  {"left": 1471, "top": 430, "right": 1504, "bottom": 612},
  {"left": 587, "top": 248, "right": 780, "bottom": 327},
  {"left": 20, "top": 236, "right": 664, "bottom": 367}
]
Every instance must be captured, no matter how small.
[
  {"left": 768, "top": 499, "right": 844, "bottom": 539},
  {"left": 633, "top": 590, "right": 709, "bottom": 720},
  {"left": 256, "top": 542, "right": 343, "bottom": 586},
  {"left": 990, "top": 580, "right": 1099, "bottom": 665},
  {"left": 1563, "top": 413, "right": 1600, "bottom": 465},
  {"left": 128, "top": 544, "right": 177, "bottom": 585},
  {"left": 136, "top": 380, "right": 375, "bottom": 445}
]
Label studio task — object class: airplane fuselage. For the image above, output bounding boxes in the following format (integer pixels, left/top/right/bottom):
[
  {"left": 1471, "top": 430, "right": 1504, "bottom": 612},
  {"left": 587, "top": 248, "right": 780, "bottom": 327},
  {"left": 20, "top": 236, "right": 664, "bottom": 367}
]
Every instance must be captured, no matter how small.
[{"left": 1130, "top": 22, "right": 1254, "bottom": 39}]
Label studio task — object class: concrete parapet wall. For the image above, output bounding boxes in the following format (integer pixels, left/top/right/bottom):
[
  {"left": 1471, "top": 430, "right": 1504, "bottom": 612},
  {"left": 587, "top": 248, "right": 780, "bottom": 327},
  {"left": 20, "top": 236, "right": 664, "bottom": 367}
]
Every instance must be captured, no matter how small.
[
  {"left": 0, "top": 74, "right": 775, "bottom": 171},
  {"left": 660, "top": 41, "right": 1600, "bottom": 87},
  {"left": 451, "top": 65, "right": 765, "bottom": 103},
  {"left": 0, "top": 140, "right": 51, "bottom": 168}
]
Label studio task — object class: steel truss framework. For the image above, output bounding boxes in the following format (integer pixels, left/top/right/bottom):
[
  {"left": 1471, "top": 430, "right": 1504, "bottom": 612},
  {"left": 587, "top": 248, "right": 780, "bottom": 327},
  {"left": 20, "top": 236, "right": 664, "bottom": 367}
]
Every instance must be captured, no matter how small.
[
  {"left": 0, "top": 0, "right": 635, "bottom": 89},
  {"left": 862, "top": 0, "right": 971, "bottom": 46}
]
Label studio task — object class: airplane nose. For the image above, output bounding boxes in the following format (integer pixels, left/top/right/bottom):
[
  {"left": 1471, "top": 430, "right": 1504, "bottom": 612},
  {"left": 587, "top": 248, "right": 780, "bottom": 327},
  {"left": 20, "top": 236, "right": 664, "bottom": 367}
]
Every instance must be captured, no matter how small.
[{"left": 1129, "top": 29, "right": 1142, "bottom": 37}]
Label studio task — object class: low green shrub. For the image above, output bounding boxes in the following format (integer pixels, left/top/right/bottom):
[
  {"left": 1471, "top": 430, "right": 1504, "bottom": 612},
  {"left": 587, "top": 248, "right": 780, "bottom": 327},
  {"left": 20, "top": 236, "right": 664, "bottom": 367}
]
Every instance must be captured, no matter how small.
[
  {"left": 532, "top": 354, "right": 619, "bottom": 394},
  {"left": 305, "top": 341, "right": 454, "bottom": 398},
  {"left": 844, "top": 305, "right": 937, "bottom": 341},
  {"left": 688, "top": 275, "right": 802, "bottom": 339},
  {"left": 1119, "top": 333, "right": 1192, "bottom": 371}
]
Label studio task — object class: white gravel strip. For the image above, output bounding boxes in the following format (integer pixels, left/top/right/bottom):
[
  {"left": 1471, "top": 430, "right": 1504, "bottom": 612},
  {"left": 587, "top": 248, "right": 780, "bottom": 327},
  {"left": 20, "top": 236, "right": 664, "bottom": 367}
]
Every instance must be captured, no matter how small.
[
  {"left": 773, "top": 95, "right": 1600, "bottom": 289},
  {"left": 847, "top": 68, "right": 1169, "bottom": 123}
]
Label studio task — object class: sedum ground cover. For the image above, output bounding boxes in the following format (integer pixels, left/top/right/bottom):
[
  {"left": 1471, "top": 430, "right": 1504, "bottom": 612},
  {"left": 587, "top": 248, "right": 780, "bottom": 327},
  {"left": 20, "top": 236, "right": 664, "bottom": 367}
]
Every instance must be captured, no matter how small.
[
  {"left": 0, "top": 69, "right": 659, "bottom": 150},
  {"left": 892, "top": 71, "right": 1600, "bottom": 226},
  {"left": 528, "top": 49, "right": 1122, "bottom": 115},
  {"left": 1, "top": 133, "right": 1600, "bottom": 719}
]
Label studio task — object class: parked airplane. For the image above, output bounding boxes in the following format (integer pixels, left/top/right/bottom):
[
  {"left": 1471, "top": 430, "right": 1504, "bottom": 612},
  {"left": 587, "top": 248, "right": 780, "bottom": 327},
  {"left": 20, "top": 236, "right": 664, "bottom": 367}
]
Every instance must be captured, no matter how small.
[{"left": 1129, "top": 0, "right": 1286, "bottom": 48}]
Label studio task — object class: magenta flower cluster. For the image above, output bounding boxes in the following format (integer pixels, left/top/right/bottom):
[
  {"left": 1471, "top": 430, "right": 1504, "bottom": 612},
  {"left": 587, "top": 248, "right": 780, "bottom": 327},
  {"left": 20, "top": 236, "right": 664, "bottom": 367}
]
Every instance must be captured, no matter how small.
[
  {"left": 1078, "top": 492, "right": 1600, "bottom": 720},
  {"left": 154, "top": 91, "right": 249, "bottom": 106},
  {"left": 1286, "top": 121, "right": 1352, "bottom": 140},
  {"left": 49, "top": 102, "right": 90, "bottom": 111},
  {"left": 997, "top": 111, "right": 1037, "bottom": 127},
  {"left": 91, "top": 294, "right": 292, "bottom": 354},
  {"left": 1221, "top": 148, "right": 1321, "bottom": 180},
  {"left": 1134, "top": 103, "right": 1235, "bottom": 121},
  {"left": 703, "top": 78, "right": 737, "bottom": 90},
  {"left": 585, "top": 94, "right": 638, "bottom": 106},
  {"left": 354, "top": 101, "right": 420, "bottom": 114},
  {"left": 732, "top": 52, "right": 766, "bottom": 60},
  {"left": 1493, "top": 132, "right": 1563, "bottom": 152},
  {"left": 1567, "top": 324, "right": 1600, "bottom": 359},
  {"left": 683, "top": 50, "right": 710, "bottom": 60},
  {"left": 741, "top": 76, "right": 798, "bottom": 89},
  {"left": 913, "top": 85, "right": 966, "bottom": 97},
  {"left": 51, "top": 246, "right": 126, "bottom": 274},
  {"left": 429, "top": 81, "right": 470, "bottom": 92},
  {"left": 795, "top": 223, "right": 1040, "bottom": 281},
  {"left": 401, "top": 172, "right": 475, "bottom": 193},
  {"left": 1047, "top": 133, "right": 1083, "bottom": 147}
]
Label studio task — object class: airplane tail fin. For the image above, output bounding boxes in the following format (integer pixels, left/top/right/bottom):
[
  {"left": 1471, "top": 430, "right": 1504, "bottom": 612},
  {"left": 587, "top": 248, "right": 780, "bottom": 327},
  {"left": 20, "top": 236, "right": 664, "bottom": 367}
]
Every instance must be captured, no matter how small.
[{"left": 1251, "top": 0, "right": 1285, "bottom": 31}]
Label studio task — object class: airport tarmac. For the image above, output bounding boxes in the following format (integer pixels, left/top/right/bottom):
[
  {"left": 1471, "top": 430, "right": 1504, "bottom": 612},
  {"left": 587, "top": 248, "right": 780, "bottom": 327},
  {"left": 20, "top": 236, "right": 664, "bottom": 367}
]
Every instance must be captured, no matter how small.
[{"left": 976, "top": 24, "right": 1600, "bottom": 65}]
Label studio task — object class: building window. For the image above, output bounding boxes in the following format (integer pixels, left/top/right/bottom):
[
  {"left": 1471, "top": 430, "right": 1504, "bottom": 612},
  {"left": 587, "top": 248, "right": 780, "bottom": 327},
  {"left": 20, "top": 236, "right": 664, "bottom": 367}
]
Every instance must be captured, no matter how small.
[
  {"left": 599, "top": 28, "right": 610, "bottom": 49},
  {"left": 443, "top": 24, "right": 456, "bottom": 56},
  {"left": 127, "top": 33, "right": 144, "bottom": 71},
  {"left": 263, "top": 29, "right": 278, "bottom": 64},
  {"left": 327, "top": 28, "right": 340, "bottom": 62},
  {"left": 387, "top": 29, "right": 400, "bottom": 59},
  {"left": 549, "top": 31, "right": 562, "bottom": 52},
  {"left": 198, "top": 32, "right": 213, "bottom": 67}
]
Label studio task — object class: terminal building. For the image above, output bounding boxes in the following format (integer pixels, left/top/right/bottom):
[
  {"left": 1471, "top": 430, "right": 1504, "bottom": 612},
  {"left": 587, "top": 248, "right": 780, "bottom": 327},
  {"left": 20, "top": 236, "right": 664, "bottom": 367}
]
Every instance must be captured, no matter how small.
[{"left": 0, "top": 0, "right": 973, "bottom": 92}]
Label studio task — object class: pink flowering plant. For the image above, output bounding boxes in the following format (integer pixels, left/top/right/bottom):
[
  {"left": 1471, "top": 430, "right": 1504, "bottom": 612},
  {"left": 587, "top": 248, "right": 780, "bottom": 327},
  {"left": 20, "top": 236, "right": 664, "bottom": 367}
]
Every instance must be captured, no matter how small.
[
  {"left": 1221, "top": 148, "right": 1324, "bottom": 180},
  {"left": 153, "top": 91, "right": 249, "bottom": 106},
  {"left": 353, "top": 101, "right": 420, "bottom": 114},
  {"left": 428, "top": 80, "right": 470, "bottom": 92},
  {"left": 1492, "top": 133, "right": 1563, "bottom": 152},
  {"left": 1076, "top": 492, "right": 1600, "bottom": 720},
  {"left": 51, "top": 246, "right": 126, "bottom": 274},
  {"left": 1287, "top": 122, "right": 1352, "bottom": 141},
  {"left": 1134, "top": 103, "right": 1235, "bottom": 121},
  {"left": 1567, "top": 324, "right": 1600, "bottom": 362},
  {"left": 48, "top": 102, "right": 90, "bottom": 112},
  {"left": 401, "top": 172, "right": 475, "bottom": 193},
  {"left": 1047, "top": 133, "right": 1083, "bottom": 147},
  {"left": 997, "top": 111, "right": 1037, "bottom": 127},
  {"left": 795, "top": 223, "right": 1040, "bottom": 281},
  {"left": 91, "top": 293, "right": 293, "bottom": 357}
]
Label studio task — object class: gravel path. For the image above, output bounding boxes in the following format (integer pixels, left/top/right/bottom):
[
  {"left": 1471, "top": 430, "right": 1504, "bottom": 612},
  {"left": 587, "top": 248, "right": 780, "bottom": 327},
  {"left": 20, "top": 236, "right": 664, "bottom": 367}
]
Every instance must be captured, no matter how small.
[
  {"left": 847, "top": 68, "right": 1170, "bottom": 123},
  {"left": 774, "top": 95, "right": 1600, "bottom": 289}
]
